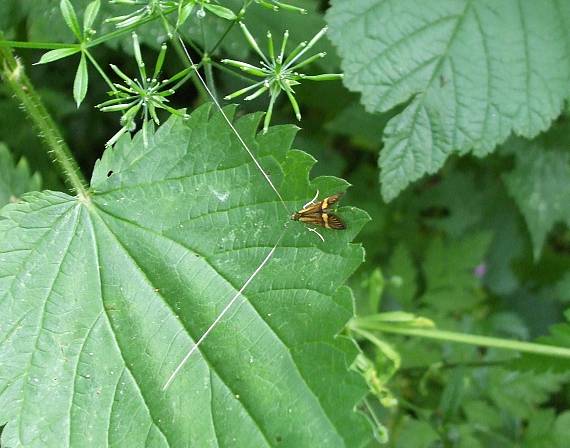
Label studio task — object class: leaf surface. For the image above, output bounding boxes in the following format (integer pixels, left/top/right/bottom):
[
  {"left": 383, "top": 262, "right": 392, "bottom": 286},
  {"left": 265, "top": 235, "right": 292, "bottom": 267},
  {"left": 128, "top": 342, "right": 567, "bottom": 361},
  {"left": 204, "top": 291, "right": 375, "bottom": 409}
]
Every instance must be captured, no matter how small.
[
  {"left": 326, "top": 0, "right": 570, "bottom": 200},
  {"left": 503, "top": 127, "right": 570, "bottom": 259},
  {"left": 0, "top": 144, "right": 41, "bottom": 207},
  {"left": 0, "top": 105, "right": 373, "bottom": 447}
]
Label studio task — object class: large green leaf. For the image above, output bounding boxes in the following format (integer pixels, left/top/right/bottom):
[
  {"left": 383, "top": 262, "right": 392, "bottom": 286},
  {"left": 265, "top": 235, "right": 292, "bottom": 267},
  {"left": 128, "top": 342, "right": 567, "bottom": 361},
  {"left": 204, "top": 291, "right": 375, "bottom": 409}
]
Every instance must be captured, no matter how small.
[
  {"left": 502, "top": 127, "right": 570, "bottom": 259},
  {"left": 326, "top": 0, "right": 570, "bottom": 201},
  {"left": 0, "top": 143, "right": 41, "bottom": 207},
  {"left": 0, "top": 104, "right": 373, "bottom": 447}
]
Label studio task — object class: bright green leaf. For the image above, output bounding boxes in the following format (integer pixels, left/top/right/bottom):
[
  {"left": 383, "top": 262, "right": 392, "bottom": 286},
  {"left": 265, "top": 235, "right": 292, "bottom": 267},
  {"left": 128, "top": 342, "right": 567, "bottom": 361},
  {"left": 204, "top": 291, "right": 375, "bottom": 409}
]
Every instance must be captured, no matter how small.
[
  {"left": 176, "top": 3, "right": 194, "bottom": 28},
  {"left": 0, "top": 144, "right": 41, "bottom": 207},
  {"left": 203, "top": 3, "right": 237, "bottom": 21},
  {"left": 35, "top": 47, "right": 81, "bottom": 65},
  {"left": 59, "top": 0, "right": 82, "bottom": 40},
  {"left": 73, "top": 52, "right": 88, "bottom": 107},
  {"left": 503, "top": 131, "right": 570, "bottom": 259},
  {"left": 327, "top": 0, "right": 570, "bottom": 201},
  {"left": 83, "top": 0, "right": 100, "bottom": 32},
  {"left": 0, "top": 105, "right": 374, "bottom": 447}
]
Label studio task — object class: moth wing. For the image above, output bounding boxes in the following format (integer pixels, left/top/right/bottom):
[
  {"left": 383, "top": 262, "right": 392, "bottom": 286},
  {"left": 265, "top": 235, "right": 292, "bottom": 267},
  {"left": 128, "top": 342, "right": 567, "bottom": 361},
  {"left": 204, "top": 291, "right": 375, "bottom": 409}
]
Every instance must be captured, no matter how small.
[
  {"left": 322, "top": 193, "right": 343, "bottom": 210},
  {"left": 298, "top": 212, "right": 326, "bottom": 227},
  {"left": 297, "top": 201, "right": 324, "bottom": 215},
  {"left": 325, "top": 212, "right": 346, "bottom": 230}
]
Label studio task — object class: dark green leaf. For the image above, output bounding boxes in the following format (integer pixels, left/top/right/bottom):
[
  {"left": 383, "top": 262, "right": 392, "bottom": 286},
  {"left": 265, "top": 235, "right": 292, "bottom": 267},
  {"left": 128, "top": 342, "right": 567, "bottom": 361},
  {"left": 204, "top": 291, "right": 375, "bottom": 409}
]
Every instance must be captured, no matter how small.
[
  {"left": 515, "top": 310, "right": 570, "bottom": 373},
  {"left": 0, "top": 144, "right": 41, "bottom": 207},
  {"left": 422, "top": 233, "right": 492, "bottom": 312},
  {"left": 327, "top": 0, "right": 570, "bottom": 201},
  {"left": 503, "top": 130, "right": 570, "bottom": 259}
]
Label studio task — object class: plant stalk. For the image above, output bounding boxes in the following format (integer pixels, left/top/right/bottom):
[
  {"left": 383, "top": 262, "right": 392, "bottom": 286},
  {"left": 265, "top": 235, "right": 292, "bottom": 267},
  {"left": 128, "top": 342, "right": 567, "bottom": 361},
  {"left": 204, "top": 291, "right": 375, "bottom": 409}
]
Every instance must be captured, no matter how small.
[
  {"left": 0, "top": 46, "right": 88, "bottom": 196},
  {"left": 351, "top": 318, "right": 570, "bottom": 359}
]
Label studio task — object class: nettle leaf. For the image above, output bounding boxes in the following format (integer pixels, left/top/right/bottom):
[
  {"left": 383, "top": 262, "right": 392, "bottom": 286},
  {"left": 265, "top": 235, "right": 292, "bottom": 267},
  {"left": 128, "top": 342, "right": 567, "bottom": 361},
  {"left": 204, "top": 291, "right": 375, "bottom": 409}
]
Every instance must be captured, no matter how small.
[
  {"left": 503, "top": 129, "right": 570, "bottom": 259},
  {"left": 0, "top": 105, "right": 374, "bottom": 447},
  {"left": 0, "top": 143, "right": 41, "bottom": 207},
  {"left": 326, "top": 0, "right": 570, "bottom": 201}
]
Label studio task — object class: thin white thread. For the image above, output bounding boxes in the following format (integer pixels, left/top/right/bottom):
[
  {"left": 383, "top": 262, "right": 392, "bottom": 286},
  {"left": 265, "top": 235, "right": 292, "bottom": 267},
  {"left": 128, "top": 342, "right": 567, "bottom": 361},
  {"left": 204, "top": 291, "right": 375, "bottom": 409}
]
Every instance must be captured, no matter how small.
[
  {"left": 162, "top": 240, "right": 281, "bottom": 390},
  {"left": 177, "top": 36, "right": 290, "bottom": 214},
  {"left": 303, "top": 189, "right": 319, "bottom": 209},
  {"left": 162, "top": 34, "right": 292, "bottom": 391},
  {"left": 307, "top": 226, "right": 324, "bottom": 242}
]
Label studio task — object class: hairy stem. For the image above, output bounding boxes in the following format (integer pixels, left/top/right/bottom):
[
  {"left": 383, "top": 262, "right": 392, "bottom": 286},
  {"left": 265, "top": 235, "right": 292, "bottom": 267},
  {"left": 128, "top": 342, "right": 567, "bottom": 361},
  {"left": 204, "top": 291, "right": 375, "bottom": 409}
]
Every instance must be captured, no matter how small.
[{"left": 0, "top": 46, "right": 88, "bottom": 196}]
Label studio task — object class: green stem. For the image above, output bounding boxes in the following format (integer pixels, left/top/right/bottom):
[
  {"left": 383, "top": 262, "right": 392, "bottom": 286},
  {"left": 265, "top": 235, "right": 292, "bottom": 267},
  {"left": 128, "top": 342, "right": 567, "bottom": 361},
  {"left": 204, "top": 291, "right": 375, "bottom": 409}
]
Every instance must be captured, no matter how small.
[
  {"left": 203, "top": 55, "right": 218, "bottom": 102},
  {"left": 84, "top": 49, "right": 117, "bottom": 93},
  {"left": 0, "top": 40, "right": 79, "bottom": 50},
  {"left": 87, "top": 7, "right": 178, "bottom": 49},
  {"left": 352, "top": 319, "right": 570, "bottom": 359},
  {"left": 199, "top": 21, "right": 218, "bottom": 102},
  {"left": 0, "top": 46, "right": 88, "bottom": 196},
  {"left": 208, "top": 20, "right": 237, "bottom": 55},
  {"left": 171, "top": 37, "right": 208, "bottom": 102},
  {"left": 399, "top": 360, "right": 508, "bottom": 373},
  {"left": 212, "top": 60, "right": 256, "bottom": 83}
]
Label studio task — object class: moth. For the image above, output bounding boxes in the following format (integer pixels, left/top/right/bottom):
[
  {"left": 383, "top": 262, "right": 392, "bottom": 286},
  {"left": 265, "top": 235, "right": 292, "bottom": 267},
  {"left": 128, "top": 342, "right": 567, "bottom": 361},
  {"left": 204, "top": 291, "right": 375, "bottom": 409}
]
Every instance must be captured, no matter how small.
[{"left": 291, "top": 191, "right": 346, "bottom": 232}]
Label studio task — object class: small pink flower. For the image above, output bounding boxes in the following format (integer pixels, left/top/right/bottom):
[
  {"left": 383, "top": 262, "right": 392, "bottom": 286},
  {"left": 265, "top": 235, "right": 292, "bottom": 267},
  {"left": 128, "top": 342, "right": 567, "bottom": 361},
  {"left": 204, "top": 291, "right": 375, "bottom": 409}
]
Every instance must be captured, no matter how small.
[{"left": 473, "top": 263, "right": 487, "bottom": 279}]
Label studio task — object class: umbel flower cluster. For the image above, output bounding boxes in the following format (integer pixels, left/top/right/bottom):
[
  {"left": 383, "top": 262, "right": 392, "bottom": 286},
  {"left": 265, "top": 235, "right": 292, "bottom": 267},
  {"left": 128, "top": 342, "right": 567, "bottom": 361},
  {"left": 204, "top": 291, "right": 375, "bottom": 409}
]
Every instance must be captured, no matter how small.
[
  {"left": 223, "top": 23, "right": 343, "bottom": 133},
  {"left": 96, "top": 33, "right": 192, "bottom": 147}
]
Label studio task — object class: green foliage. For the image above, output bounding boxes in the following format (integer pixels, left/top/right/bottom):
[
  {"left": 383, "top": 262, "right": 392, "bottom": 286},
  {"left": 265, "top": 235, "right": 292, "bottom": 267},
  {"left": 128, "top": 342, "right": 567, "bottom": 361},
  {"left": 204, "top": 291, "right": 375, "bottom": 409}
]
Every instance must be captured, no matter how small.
[
  {"left": 422, "top": 233, "right": 491, "bottom": 312},
  {"left": 2, "top": 0, "right": 570, "bottom": 446},
  {"left": 503, "top": 126, "right": 570, "bottom": 259},
  {"left": 516, "top": 309, "right": 570, "bottom": 373},
  {"left": 0, "top": 105, "right": 373, "bottom": 446},
  {"left": 327, "top": 0, "right": 570, "bottom": 201},
  {"left": 0, "top": 144, "right": 41, "bottom": 206}
]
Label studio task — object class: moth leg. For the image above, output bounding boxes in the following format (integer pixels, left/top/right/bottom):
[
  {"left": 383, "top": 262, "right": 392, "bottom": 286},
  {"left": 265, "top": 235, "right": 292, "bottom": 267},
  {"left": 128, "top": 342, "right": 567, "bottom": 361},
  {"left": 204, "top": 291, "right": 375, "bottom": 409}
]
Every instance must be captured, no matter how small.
[
  {"left": 303, "top": 189, "right": 320, "bottom": 209},
  {"left": 307, "top": 226, "right": 325, "bottom": 242}
]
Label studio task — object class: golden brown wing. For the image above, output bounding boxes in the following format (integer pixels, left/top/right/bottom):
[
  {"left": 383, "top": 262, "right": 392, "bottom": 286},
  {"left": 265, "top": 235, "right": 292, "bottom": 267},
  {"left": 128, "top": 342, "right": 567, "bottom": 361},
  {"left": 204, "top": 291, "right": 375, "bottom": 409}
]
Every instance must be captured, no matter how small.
[
  {"left": 296, "top": 212, "right": 326, "bottom": 227},
  {"left": 320, "top": 193, "right": 343, "bottom": 210},
  {"left": 323, "top": 212, "right": 346, "bottom": 230},
  {"left": 296, "top": 201, "right": 325, "bottom": 215}
]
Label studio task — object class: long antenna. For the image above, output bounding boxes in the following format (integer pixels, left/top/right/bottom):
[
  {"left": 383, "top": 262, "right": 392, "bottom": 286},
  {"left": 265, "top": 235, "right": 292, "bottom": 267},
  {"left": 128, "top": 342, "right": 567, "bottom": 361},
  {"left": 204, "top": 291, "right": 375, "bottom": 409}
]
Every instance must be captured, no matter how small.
[
  {"left": 177, "top": 36, "right": 290, "bottom": 214},
  {"left": 162, "top": 33, "right": 291, "bottom": 391},
  {"left": 162, "top": 239, "right": 280, "bottom": 390}
]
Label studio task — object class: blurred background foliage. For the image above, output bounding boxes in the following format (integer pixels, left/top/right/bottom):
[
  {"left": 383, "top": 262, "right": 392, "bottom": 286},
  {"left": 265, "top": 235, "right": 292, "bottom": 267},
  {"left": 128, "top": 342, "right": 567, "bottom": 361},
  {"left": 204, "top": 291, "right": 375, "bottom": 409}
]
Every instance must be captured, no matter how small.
[{"left": 1, "top": 0, "right": 570, "bottom": 446}]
